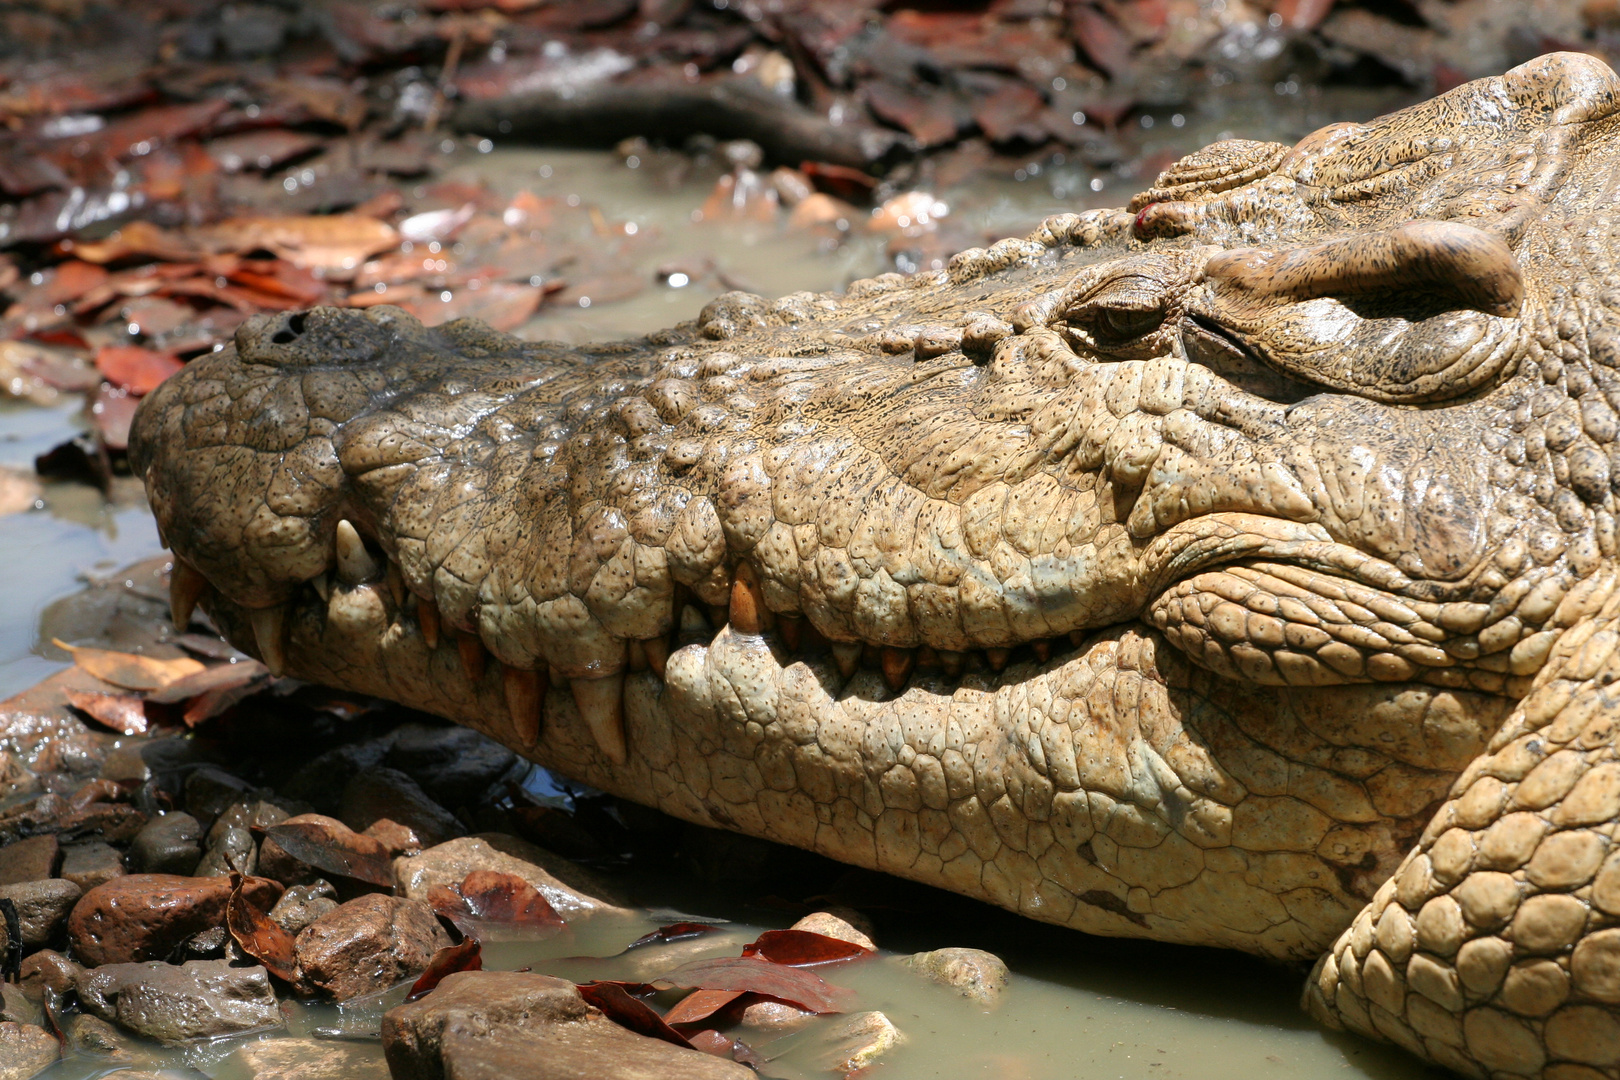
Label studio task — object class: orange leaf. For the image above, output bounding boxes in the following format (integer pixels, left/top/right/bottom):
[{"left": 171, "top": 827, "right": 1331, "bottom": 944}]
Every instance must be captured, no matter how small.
[
  {"left": 95, "top": 345, "right": 183, "bottom": 395},
  {"left": 64, "top": 689, "right": 148, "bottom": 735},
  {"left": 226, "top": 873, "right": 297, "bottom": 984},
  {"left": 52, "top": 639, "right": 204, "bottom": 692}
]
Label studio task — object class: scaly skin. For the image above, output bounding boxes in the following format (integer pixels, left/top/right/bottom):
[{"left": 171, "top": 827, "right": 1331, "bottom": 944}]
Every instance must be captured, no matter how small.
[{"left": 132, "top": 53, "right": 1620, "bottom": 1076}]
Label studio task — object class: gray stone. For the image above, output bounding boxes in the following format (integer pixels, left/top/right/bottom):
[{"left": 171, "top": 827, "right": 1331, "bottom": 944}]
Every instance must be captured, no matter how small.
[
  {"left": 823, "top": 1010, "right": 902, "bottom": 1072},
  {"left": 791, "top": 910, "right": 875, "bottom": 950},
  {"left": 0, "top": 1020, "right": 57, "bottom": 1078},
  {"left": 182, "top": 767, "right": 253, "bottom": 829},
  {"left": 385, "top": 724, "right": 520, "bottom": 809},
  {"left": 129, "top": 813, "right": 202, "bottom": 876},
  {"left": 382, "top": 971, "right": 752, "bottom": 1080},
  {"left": 340, "top": 768, "right": 464, "bottom": 850},
  {"left": 65, "top": 1012, "right": 139, "bottom": 1060},
  {"left": 0, "top": 986, "right": 39, "bottom": 1029},
  {"left": 269, "top": 882, "right": 338, "bottom": 937},
  {"left": 0, "top": 878, "right": 79, "bottom": 949},
  {"left": 226, "top": 1036, "right": 390, "bottom": 1079},
  {"left": 899, "top": 947, "right": 1008, "bottom": 1005},
  {"left": 394, "top": 835, "right": 626, "bottom": 922},
  {"left": 19, "top": 949, "right": 80, "bottom": 1000},
  {"left": 77, "top": 959, "right": 282, "bottom": 1044},
  {"left": 193, "top": 799, "right": 284, "bottom": 879},
  {"left": 59, "top": 841, "right": 125, "bottom": 891},
  {"left": 279, "top": 740, "right": 393, "bottom": 816}
]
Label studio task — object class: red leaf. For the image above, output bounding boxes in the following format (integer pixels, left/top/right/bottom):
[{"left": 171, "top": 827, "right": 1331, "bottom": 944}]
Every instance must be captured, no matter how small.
[
  {"left": 686, "top": 1028, "right": 736, "bottom": 1057},
  {"left": 662, "top": 988, "right": 744, "bottom": 1026},
  {"left": 654, "top": 956, "right": 855, "bottom": 1014},
  {"left": 406, "top": 938, "right": 482, "bottom": 1001},
  {"left": 741, "top": 929, "right": 873, "bottom": 967},
  {"left": 261, "top": 820, "right": 395, "bottom": 886},
  {"left": 64, "top": 689, "right": 148, "bottom": 735},
  {"left": 95, "top": 345, "right": 183, "bottom": 395},
  {"left": 427, "top": 871, "right": 565, "bottom": 934},
  {"left": 576, "top": 981, "right": 692, "bottom": 1049},
  {"left": 225, "top": 873, "right": 296, "bottom": 984},
  {"left": 626, "top": 922, "right": 720, "bottom": 950}
]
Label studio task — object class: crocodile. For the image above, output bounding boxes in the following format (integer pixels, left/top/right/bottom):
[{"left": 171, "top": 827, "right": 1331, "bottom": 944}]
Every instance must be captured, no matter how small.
[{"left": 130, "top": 51, "right": 1620, "bottom": 1077}]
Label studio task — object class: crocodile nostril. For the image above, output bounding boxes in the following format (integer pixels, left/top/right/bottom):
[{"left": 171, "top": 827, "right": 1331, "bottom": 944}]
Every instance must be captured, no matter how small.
[
  {"left": 270, "top": 313, "right": 309, "bottom": 344},
  {"left": 271, "top": 331, "right": 295, "bottom": 344}
]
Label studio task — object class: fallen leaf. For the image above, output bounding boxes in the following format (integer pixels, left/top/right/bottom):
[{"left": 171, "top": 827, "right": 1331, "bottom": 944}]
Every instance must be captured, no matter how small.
[
  {"left": 661, "top": 988, "right": 744, "bottom": 1026},
  {"left": 742, "top": 928, "right": 873, "bottom": 967},
  {"left": 64, "top": 689, "right": 148, "bottom": 735},
  {"left": 206, "top": 130, "right": 324, "bottom": 173},
  {"left": 95, "top": 345, "right": 183, "bottom": 395},
  {"left": 201, "top": 214, "right": 400, "bottom": 271},
  {"left": 146, "top": 659, "right": 270, "bottom": 704},
  {"left": 261, "top": 819, "right": 395, "bottom": 887},
  {"left": 407, "top": 938, "right": 483, "bottom": 1001},
  {"left": 626, "top": 922, "right": 722, "bottom": 950},
  {"left": 576, "top": 982, "right": 693, "bottom": 1049},
  {"left": 447, "top": 870, "right": 564, "bottom": 929},
  {"left": 654, "top": 956, "right": 855, "bottom": 1014},
  {"left": 68, "top": 221, "right": 203, "bottom": 264},
  {"left": 51, "top": 639, "right": 204, "bottom": 692},
  {"left": 90, "top": 385, "right": 140, "bottom": 451},
  {"left": 226, "top": 873, "right": 297, "bottom": 984}
]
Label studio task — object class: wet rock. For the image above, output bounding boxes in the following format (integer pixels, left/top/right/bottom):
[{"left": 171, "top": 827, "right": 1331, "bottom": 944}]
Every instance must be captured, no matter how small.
[
  {"left": 129, "top": 813, "right": 202, "bottom": 875},
  {"left": 823, "top": 1010, "right": 902, "bottom": 1073},
  {"left": 77, "top": 959, "right": 282, "bottom": 1044},
  {"left": 68, "top": 873, "right": 282, "bottom": 965},
  {"left": 182, "top": 767, "right": 253, "bottom": 828},
  {"left": 294, "top": 893, "right": 450, "bottom": 1001},
  {"left": 0, "top": 836, "right": 58, "bottom": 885},
  {"left": 386, "top": 723, "right": 520, "bottom": 809},
  {"left": 226, "top": 1036, "right": 391, "bottom": 1079},
  {"left": 280, "top": 740, "right": 394, "bottom": 816},
  {"left": 172, "top": 925, "right": 229, "bottom": 962},
  {"left": 0, "top": 1020, "right": 58, "bottom": 1078},
  {"left": 395, "top": 835, "right": 625, "bottom": 922},
  {"left": 0, "top": 985, "right": 40, "bottom": 1028},
  {"left": 0, "top": 878, "right": 80, "bottom": 949},
  {"left": 56, "top": 802, "right": 146, "bottom": 842},
  {"left": 899, "top": 947, "right": 1008, "bottom": 1006},
  {"left": 383, "top": 970, "right": 753, "bottom": 1080},
  {"left": 739, "top": 998, "right": 816, "bottom": 1033},
  {"left": 340, "top": 768, "right": 464, "bottom": 849},
  {"left": 195, "top": 800, "right": 286, "bottom": 878},
  {"left": 257, "top": 813, "right": 378, "bottom": 887},
  {"left": 60, "top": 840, "right": 126, "bottom": 891},
  {"left": 269, "top": 881, "right": 338, "bottom": 936},
  {"left": 792, "top": 909, "right": 875, "bottom": 950},
  {"left": 19, "top": 949, "right": 81, "bottom": 999},
  {"left": 65, "top": 1013, "right": 139, "bottom": 1060},
  {"left": 364, "top": 818, "right": 424, "bottom": 857}
]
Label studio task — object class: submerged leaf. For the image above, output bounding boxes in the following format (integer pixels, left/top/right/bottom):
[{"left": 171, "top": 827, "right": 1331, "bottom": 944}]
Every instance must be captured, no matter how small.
[
  {"left": 576, "top": 981, "right": 691, "bottom": 1049},
  {"left": 742, "top": 929, "right": 873, "bottom": 967},
  {"left": 655, "top": 956, "right": 855, "bottom": 1014},
  {"left": 626, "top": 922, "right": 721, "bottom": 950},
  {"left": 661, "top": 988, "right": 743, "bottom": 1026}
]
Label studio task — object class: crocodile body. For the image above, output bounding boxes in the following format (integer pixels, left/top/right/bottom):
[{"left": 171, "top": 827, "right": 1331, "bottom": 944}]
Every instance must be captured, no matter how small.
[{"left": 133, "top": 53, "right": 1620, "bottom": 1076}]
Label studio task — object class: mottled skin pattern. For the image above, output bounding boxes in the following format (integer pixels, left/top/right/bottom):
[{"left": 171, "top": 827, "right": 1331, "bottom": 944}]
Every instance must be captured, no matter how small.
[{"left": 130, "top": 53, "right": 1620, "bottom": 1076}]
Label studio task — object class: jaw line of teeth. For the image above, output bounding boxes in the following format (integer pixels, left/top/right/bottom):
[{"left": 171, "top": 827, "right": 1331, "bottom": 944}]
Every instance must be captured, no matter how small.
[{"left": 228, "top": 517, "right": 1093, "bottom": 771}]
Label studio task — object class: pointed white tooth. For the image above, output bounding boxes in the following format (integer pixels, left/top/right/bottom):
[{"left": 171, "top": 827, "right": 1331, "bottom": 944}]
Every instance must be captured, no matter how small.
[
  {"left": 169, "top": 559, "right": 207, "bottom": 629},
  {"left": 310, "top": 572, "right": 330, "bottom": 602},
  {"left": 503, "top": 665, "right": 545, "bottom": 749},
  {"left": 831, "top": 641, "right": 861, "bottom": 679},
  {"left": 334, "top": 520, "right": 379, "bottom": 584},
  {"left": 249, "top": 606, "right": 287, "bottom": 677},
  {"left": 571, "top": 673, "right": 627, "bottom": 765}
]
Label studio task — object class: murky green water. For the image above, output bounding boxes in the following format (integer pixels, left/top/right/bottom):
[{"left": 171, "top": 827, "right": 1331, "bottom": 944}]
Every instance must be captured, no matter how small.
[{"left": 0, "top": 79, "right": 1446, "bottom": 1079}]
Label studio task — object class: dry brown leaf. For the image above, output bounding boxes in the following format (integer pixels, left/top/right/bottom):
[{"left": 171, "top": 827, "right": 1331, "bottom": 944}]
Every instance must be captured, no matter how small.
[
  {"left": 64, "top": 689, "right": 148, "bottom": 735},
  {"left": 51, "top": 639, "right": 204, "bottom": 692},
  {"left": 200, "top": 215, "right": 401, "bottom": 271}
]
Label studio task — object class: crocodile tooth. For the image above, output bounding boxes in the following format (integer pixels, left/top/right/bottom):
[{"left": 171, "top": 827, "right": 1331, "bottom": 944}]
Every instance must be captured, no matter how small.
[
  {"left": 417, "top": 597, "right": 440, "bottom": 649},
  {"left": 249, "top": 606, "right": 288, "bottom": 677},
  {"left": 457, "top": 633, "right": 487, "bottom": 682},
  {"left": 169, "top": 559, "right": 207, "bottom": 629},
  {"left": 881, "top": 647, "right": 914, "bottom": 691},
  {"left": 503, "top": 665, "right": 545, "bottom": 749},
  {"left": 778, "top": 615, "right": 802, "bottom": 652},
  {"left": 309, "top": 572, "right": 330, "bottom": 602},
  {"left": 1070, "top": 630, "right": 1086, "bottom": 647},
  {"left": 385, "top": 562, "right": 405, "bottom": 608},
  {"left": 334, "top": 520, "right": 379, "bottom": 584},
  {"left": 1032, "top": 639, "right": 1052, "bottom": 663},
  {"left": 986, "top": 647, "right": 1010, "bottom": 672},
  {"left": 916, "top": 645, "right": 940, "bottom": 669},
  {"left": 571, "top": 674, "right": 627, "bottom": 764},
  {"left": 641, "top": 637, "right": 668, "bottom": 679},
  {"left": 729, "top": 564, "right": 770, "bottom": 634},
  {"left": 680, "top": 604, "right": 711, "bottom": 635},
  {"left": 862, "top": 643, "right": 882, "bottom": 670},
  {"left": 831, "top": 642, "right": 861, "bottom": 678},
  {"left": 938, "top": 649, "right": 964, "bottom": 677}
]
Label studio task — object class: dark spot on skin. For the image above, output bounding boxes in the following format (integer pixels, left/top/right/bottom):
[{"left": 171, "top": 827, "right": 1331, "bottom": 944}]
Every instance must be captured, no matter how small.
[{"left": 1078, "top": 889, "right": 1148, "bottom": 927}]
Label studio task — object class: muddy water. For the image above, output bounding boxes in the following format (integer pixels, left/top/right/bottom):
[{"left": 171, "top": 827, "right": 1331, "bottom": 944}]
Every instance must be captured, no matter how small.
[{"left": 3, "top": 80, "right": 1442, "bottom": 1079}]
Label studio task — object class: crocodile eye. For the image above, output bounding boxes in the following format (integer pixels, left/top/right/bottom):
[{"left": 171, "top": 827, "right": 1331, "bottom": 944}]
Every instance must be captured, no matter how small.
[{"left": 1090, "top": 305, "right": 1165, "bottom": 343}]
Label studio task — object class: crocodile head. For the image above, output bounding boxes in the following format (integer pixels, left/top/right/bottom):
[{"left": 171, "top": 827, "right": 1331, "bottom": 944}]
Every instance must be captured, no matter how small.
[{"left": 133, "top": 52, "right": 1620, "bottom": 1046}]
